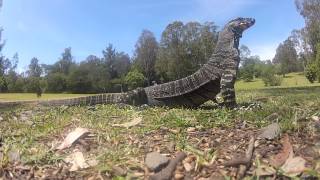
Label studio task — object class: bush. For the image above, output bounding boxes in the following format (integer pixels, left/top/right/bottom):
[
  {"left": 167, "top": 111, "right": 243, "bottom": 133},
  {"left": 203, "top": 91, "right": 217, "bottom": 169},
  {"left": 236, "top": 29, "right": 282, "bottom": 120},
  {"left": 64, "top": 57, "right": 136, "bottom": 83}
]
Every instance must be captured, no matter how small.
[
  {"left": 241, "top": 69, "right": 254, "bottom": 82},
  {"left": 261, "top": 66, "right": 283, "bottom": 86},
  {"left": 125, "top": 69, "right": 145, "bottom": 90},
  {"left": 305, "top": 63, "right": 317, "bottom": 83}
]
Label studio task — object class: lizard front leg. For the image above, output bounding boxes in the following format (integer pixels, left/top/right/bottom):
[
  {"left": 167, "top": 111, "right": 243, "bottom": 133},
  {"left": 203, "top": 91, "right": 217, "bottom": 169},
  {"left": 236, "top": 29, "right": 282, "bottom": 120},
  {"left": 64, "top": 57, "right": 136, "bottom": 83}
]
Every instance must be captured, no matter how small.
[{"left": 219, "top": 69, "right": 237, "bottom": 108}]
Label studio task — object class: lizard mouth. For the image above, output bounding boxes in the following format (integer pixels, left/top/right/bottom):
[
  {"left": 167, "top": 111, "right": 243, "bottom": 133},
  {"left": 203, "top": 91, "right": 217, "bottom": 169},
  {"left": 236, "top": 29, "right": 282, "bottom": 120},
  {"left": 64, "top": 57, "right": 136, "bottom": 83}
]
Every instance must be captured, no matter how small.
[{"left": 240, "top": 18, "right": 255, "bottom": 30}]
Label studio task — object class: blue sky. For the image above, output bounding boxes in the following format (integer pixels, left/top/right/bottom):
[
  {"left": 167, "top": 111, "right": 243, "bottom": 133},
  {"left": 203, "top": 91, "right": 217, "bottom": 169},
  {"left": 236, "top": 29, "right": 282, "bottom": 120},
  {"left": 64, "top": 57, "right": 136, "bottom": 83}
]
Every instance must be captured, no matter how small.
[{"left": 0, "top": 0, "right": 305, "bottom": 72}]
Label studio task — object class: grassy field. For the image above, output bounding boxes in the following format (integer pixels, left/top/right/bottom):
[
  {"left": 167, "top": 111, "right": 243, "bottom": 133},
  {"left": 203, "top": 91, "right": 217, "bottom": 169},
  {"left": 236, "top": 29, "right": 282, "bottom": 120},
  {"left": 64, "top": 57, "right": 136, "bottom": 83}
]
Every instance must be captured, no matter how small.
[
  {"left": 0, "top": 72, "right": 319, "bottom": 102},
  {"left": 0, "top": 93, "right": 93, "bottom": 102},
  {"left": 0, "top": 72, "right": 320, "bottom": 179},
  {"left": 0, "top": 86, "right": 320, "bottom": 178},
  {"left": 236, "top": 72, "right": 320, "bottom": 90}
]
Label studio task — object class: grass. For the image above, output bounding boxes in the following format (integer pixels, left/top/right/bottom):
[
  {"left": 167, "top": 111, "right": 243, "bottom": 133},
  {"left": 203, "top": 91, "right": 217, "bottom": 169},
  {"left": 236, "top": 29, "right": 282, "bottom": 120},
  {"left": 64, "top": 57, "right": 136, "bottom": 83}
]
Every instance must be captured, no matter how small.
[
  {"left": 1, "top": 72, "right": 318, "bottom": 102},
  {"left": 0, "top": 93, "right": 92, "bottom": 102},
  {"left": 1, "top": 86, "right": 320, "bottom": 166},
  {"left": 1, "top": 72, "right": 320, "bottom": 178},
  {"left": 235, "top": 72, "right": 320, "bottom": 90}
]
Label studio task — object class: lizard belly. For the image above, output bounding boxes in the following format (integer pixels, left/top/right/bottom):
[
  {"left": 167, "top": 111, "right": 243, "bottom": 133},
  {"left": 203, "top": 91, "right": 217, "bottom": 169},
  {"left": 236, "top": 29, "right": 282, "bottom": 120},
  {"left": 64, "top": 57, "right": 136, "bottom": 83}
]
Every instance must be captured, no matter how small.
[{"left": 147, "top": 79, "right": 220, "bottom": 107}]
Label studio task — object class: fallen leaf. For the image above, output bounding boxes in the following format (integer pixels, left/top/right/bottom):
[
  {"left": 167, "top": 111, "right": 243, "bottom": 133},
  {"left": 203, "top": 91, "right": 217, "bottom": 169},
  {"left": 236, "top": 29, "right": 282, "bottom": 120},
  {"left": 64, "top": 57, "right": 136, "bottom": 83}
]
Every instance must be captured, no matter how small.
[
  {"left": 281, "top": 156, "right": 306, "bottom": 177},
  {"left": 56, "top": 127, "right": 89, "bottom": 150},
  {"left": 270, "top": 134, "right": 293, "bottom": 168},
  {"left": 112, "top": 116, "right": 142, "bottom": 128},
  {"left": 64, "top": 151, "right": 89, "bottom": 171}
]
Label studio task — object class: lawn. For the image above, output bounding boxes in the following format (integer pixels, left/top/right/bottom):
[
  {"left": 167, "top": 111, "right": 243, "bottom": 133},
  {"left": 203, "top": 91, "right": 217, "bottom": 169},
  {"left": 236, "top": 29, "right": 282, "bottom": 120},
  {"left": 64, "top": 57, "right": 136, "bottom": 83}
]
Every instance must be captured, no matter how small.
[
  {"left": 1, "top": 72, "right": 318, "bottom": 102},
  {"left": 235, "top": 72, "right": 320, "bottom": 90},
  {"left": 0, "top": 93, "right": 92, "bottom": 102},
  {"left": 0, "top": 85, "right": 319, "bottom": 179}
]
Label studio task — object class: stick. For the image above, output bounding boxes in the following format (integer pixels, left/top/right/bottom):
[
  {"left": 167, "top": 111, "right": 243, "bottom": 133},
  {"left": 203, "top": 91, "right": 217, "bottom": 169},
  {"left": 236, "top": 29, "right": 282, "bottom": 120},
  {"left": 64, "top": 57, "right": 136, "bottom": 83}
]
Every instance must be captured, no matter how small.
[{"left": 237, "top": 136, "right": 255, "bottom": 179}]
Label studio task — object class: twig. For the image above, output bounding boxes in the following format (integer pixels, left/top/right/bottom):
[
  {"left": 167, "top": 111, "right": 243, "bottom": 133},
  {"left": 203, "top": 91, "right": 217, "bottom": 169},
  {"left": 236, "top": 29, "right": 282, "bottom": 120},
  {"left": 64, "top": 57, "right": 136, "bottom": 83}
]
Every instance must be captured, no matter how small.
[
  {"left": 237, "top": 136, "right": 255, "bottom": 179},
  {"left": 150, "top": 152, "right": 187, "bottom": 180}
]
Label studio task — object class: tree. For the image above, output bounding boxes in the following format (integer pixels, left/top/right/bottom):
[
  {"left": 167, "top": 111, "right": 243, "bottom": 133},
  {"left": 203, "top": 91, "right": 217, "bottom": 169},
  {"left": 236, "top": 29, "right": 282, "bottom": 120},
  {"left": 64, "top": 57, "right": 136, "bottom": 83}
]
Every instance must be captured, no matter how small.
[
  {"left": 295, "top": 0, "right": 320, "bottom": 57},
  {"left": 125, "top": 69, "right": 145, "bottom": 90},
  {"left": 46, "top": 73, "right": 67, "bottom": 92},
  {"left": 102, "top": 44, "right": 117, "bottom": 79},
  {"left": 261, "top": 65, "right": 283, "bottom": 86},
  {"left": 239, "top": 45, "right": 251, "bottom": 62},
  {"left": 156, "top": 21, "right": 218, "bottom": 82},
  {"left": 316, "top": 43, "right": 320, "bottom": 81},
  {"left": 114, "top": 52, "right": 131, "bottom": 78},
  {"left": 67, "top": 65, "right": 92, "bottom": 93},
  {"left": 82, "top": 55, "right": 110, "bottom": 92},
  {"left": 102, "top": 44, "right": 131, "bottom": 92},
  {"left": 6, "top": 53, "right": 20, "bottom": 92},
  {"left": 50, "top": 47, "right": 75, "bottom": 75},
  {"left": 133, "top": 30, "right": 158, "bottom": 85},
  {"left": 305, "top": 62, "right": 317, "bottom": 83},
  {"left": 27, "top": 57, "right": 42, "bottom": 78},
  {"left": 26, "top": 57, "right": 43, "bottom": 94},
  {"left": 273, "top": 38, "right": 299, "bottom": 76}
]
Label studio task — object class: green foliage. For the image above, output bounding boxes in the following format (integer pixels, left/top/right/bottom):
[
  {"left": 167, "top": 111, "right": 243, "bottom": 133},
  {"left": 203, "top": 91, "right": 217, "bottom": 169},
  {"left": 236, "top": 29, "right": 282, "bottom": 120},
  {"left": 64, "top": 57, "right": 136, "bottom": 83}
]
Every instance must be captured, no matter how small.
[
  {"left": 273, "top": 38, "right": 300, "bottom": 76},
  {"left": 239, "top": 53, "right": 272, "bottom": 81},
  {"left": 133, "top": 30, "right": 158, "bottom": 85},
  {"left": 156, "top": 21, "right": 218, "bottom": 82},
  {"left": 24, "top": 77, "right": 41, "bottom": 93},
  {"left": 0, "top": 75, "right": 7, "bottom": 92},
  {"left": 67, "top": 66, "right": 92, "bottom": 93},
  {"left": 295, "top": 0, "right": 320, "bottom": 55},
  {"left": 316, "top": 43, "right": 320, "bottom": 82},
  {"left": 47, "top": 73, "right": 67, "bottom": 92},
  {"left": 261, "top": 65, "right": 283, "bottom": 86},
  {"left": 305, "top": 62, "right": 317, "bottom": 83},
  {"left": 125, "top": 69, "right": 145, "bottom": 90},
  {"left": 27, "top": 57, "right": 42, "bottom": 77}
]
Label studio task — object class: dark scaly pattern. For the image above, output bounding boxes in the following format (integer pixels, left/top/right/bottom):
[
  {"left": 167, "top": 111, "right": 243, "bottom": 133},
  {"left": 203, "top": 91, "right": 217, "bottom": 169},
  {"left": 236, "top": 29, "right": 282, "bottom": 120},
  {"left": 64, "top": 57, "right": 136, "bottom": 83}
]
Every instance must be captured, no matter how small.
[{"left": 8, "top": 17, "right": 254, "bottom": 108}]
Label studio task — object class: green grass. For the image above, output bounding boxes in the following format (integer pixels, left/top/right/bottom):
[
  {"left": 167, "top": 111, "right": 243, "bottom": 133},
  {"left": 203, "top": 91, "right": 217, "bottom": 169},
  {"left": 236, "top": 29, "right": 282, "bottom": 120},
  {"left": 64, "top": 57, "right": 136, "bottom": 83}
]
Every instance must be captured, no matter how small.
[
  {"left": 0, "top": 93, "right": 93, "bottom": 102},
  {"left": 235, "top": 72, "right": 320, "bottom": 90},
  {"left": 1, "top": 85, "right": 320, "bottom": 178},
  {"left": 0, "top": 72, "right": 319, "bottom": 102}
]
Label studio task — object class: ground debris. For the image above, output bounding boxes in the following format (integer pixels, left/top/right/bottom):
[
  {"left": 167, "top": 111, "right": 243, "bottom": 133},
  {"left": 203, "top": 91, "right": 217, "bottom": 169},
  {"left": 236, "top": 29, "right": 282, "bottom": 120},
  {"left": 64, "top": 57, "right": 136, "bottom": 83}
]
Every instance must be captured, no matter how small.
[
  {"left": 258, "top": 122, "right": 281, "bottom": 140},
  {"left": 112, "top": 116, "right": 142, "bottom": 128},
  {"left": 270, "top": 134, "right": 293, "bottom": 168},
  {"left": 64, "top": 150, "right": 89, "bottom": 171},
  {"left": 150, "top": 152, "right": 187, "bottom": 180},
  {"left": 145, "top": 151, "right": 170, "bottom": 172},
  {"left": 56, "top": 127, "right": 90, "bottom": 150}
]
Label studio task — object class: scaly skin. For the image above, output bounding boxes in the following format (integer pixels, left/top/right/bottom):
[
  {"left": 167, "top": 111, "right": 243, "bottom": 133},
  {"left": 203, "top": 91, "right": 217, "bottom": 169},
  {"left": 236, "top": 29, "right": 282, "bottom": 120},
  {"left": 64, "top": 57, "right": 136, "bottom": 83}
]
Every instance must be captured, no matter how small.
[{"left": 1, "top": 17, "right": 255, "bottom": 108}]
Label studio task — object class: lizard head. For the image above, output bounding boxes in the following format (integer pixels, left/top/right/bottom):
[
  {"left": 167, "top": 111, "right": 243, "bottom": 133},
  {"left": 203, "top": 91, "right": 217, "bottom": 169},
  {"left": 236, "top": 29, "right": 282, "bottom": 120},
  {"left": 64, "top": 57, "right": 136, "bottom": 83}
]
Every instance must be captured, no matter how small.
[{"left": 227, "top": 17, "right": 255, "bottom": 36}]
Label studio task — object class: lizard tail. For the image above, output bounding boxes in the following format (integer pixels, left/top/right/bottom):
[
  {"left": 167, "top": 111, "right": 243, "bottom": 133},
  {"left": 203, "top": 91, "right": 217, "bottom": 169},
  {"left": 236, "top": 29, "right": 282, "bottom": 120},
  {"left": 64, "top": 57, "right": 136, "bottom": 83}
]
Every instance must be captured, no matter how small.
[{"left": 39, "top": 88, "right": 148, "bottom": 106}]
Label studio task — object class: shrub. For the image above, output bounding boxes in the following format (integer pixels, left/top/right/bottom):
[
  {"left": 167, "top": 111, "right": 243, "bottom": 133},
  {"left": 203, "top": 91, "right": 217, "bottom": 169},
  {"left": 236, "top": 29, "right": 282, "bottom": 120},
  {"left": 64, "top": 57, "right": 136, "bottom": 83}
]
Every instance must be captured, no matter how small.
[
  {"left": 125, "top": 69, "right": 145, "bottom": 90},
  {"left": 261, "top": 66, "right": 283, "bottom": 86},
  {"left": 305, "top": 62, "right": 317, "bottom": 83}
]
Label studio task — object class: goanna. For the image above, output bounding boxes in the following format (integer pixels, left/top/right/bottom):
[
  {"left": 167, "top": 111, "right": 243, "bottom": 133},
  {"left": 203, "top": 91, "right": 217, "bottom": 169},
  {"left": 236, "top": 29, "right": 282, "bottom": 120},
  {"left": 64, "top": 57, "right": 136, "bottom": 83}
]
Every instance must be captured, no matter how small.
[{"left": 39, "top": 17, "right": 255, "bottom": 108}]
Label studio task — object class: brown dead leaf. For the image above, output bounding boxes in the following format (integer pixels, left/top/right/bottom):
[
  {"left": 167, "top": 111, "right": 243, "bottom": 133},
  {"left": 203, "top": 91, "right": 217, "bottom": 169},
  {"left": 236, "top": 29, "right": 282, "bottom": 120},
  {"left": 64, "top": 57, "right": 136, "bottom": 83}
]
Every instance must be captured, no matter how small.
[
  {"left": 56, "top": 127, "right": 89, "bottom": 150},
  {"left": 281, "top": 156, "right": 306, "bottom": 177},
  {"left": 112, "top": 116, "right": 142, "bottom": 128},
  {"left": 270, "top": 134, "right": 293, "bottom": 168}
]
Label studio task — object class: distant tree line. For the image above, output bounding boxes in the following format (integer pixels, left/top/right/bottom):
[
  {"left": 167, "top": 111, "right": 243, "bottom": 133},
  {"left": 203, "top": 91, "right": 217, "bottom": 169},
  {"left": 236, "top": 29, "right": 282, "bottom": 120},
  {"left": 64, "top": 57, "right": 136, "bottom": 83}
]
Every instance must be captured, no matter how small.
[
  {"left": 1, "top": 0, "right": 319, "bottom": 94},
  {"left": 0, "top": 19, "right": 219, "bottom": 93}
]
